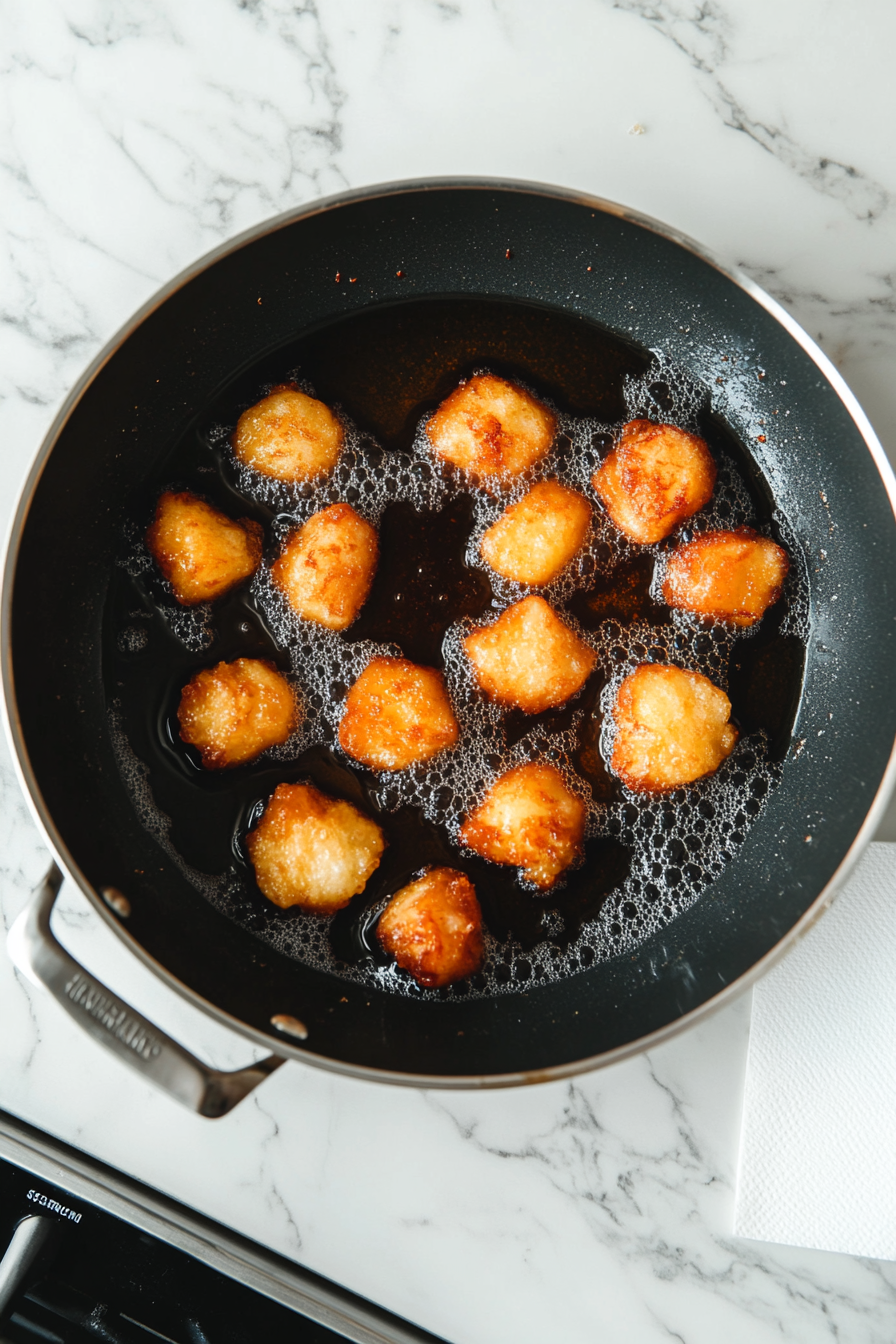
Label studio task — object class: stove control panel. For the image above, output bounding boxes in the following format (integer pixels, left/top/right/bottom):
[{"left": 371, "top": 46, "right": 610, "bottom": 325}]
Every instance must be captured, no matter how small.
[{"left": 0, "top": 1156, "right": 347, "bottom": 1343}]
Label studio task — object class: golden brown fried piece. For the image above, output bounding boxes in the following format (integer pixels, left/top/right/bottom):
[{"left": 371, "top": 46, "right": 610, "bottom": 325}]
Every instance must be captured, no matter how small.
[
  {"left": 663, "top": 528, "right": 789, "bottom": 626},
  {"left": 426, "top": 374, "right": 557, "bottom": 481},
  {"left": 463, "top": 595, "right": 596, "bottom": 715},
  {"left": 233, "top": 386, "right": 343, "bottom": 482},
  {"left": 339, "top": 657, "right": 459, "bottom": 772},
  {"left": 271, "top": 503, "right": 378, "bottom": 631},
  {"left": 480, "top": 480, "right": 592, "bottom": 585},
  {"left": 592, "top": 419, "right": 716, "bottom": 545},
  {"left": 377, "top": 867, "right": 484, "bottom": 988},
  {"left": 247, "top": 782, "right": 385, "bottom": 913},
  {"left": 459, "top": 763, "right": 586, "bottom": 890},
  {"left": 611, "top": 664, "right": 737, "bottom": 793},
  {"left": 178, "top": 658, "right": 299, "bottom": 769},
  {"left": 147, "top": 491, "right": 262, "bottom": 606}
]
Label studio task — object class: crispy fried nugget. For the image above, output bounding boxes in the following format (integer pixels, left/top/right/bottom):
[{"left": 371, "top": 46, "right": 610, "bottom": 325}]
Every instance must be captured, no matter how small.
[
  {"left": 147, "top": 491, "right": 262, "bottom": 606},
  {"left": 611, "top": 664, "right": 737, "bottom": 793},
  {"left": 459, "top": 763, "right": 586, "bottom": 889},
  {"left": 592, "top": 419, "right": 716, "bottom": 545},
  {"left": 426, "top": 374, "right": 557, "bottom": 481},
  {"left": 247, "top": 782, "right": 385, "bottom": 913},
  {"left": 663, "top": 528, "right": 789, "bottom": 626},
  {"left": 177, "top": 658, "right": 298, "bottom": 769},
  {"left": 480, "top": 480, "right": 592, "bottom": 584},
  {"left": 233, "top": 386, "right": 343, "bottom": 482},
  {"left": 377, "top": 867, "right": 484, "bottom": 988},
  {"left": 272, "top": 503, "right": 378, "bottom": 631},
  {"left": 463, "top": 595, "right": 596, "bottom": 715},
  {"left": 339, "top": 657, "right": 459, "bottom": 772}
]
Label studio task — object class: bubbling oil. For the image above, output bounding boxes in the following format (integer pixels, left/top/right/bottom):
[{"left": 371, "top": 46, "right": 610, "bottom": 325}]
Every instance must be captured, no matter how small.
[{"left": 106, "top": 310, "right": 808, "bottom": 1001}]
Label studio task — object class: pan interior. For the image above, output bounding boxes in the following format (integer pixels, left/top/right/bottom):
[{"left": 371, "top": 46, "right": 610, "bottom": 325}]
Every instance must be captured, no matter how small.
[
  {"left": 103, "top": 295, "right": 807, "bottom": 1004},
  {"left": 10, "top": 182, "right": 896, "bottom": 1078}
]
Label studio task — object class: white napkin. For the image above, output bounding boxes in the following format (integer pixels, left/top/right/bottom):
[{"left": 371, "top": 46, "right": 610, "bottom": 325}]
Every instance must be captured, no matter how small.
[{"left": 735, "top": 841, "right": 896, "bottom": 1260}]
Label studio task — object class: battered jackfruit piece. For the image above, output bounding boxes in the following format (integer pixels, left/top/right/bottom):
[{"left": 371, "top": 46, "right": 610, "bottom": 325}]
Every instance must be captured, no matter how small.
[
  {"left": 271, "top": 503, "right": 378, "bottom": 631},
  {"left": 459, "top": 763, "right": 586, "bottom": 890},
  {"left": 233, "top": 385, "right": 343, "bottom": 482},
  {"left": 426, "top": 374, "right": 557, "bottom": 481},
  {"left": 247, "top": 782, "right": 385, "bottom": 913},
  {"left": 339, "top": 657, "right": 459, "bottom": 772},
  {"left": 377, "top": 867, "right": 484, "bottom": 988},
  {"left": 592, "top": 419, "right": 716, "bottom": 545},
  {"left": 662, "top": 528, "right": 789, "bottom": 626},
  {"left": 177, "top": 658, "right": 298, "bottom": 769},
  {"left": 480, "top": 480, "right": 592, "bottom": 585},
  {"left": 611, "top": 664, "right": 738, "bottom": 793},
  {"left": 463, "top": 595, "right": 596, "bottom": 715},
  {"left": 147, "top": 491, "right": 262, "bottom": 606}
]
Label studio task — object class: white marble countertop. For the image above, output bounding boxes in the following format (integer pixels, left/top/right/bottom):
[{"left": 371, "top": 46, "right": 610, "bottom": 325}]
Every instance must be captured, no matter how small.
[{"left": 2, "top": 2, "right": 896, "bottom": 1340}]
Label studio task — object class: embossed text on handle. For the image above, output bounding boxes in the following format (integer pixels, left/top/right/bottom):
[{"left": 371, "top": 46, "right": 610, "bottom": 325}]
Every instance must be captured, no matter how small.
[{"left": 64, "top": 972, "right": 162, "bottom": 1061}]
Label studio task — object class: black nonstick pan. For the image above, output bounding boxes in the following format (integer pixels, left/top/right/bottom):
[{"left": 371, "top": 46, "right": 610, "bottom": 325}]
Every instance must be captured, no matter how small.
[{"left": 5, "top": 179, "right": 896, "bottom": 1115}]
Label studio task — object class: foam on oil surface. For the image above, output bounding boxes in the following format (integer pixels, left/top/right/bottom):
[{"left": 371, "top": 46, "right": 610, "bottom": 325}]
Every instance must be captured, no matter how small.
[{"left": 111, "top": 355, "right": 808, "bottom": 999}]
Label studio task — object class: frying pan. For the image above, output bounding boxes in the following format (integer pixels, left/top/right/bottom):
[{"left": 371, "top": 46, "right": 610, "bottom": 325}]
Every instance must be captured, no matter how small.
[{"left": 5, "top": 179, "right": 896, "bottom": 1117}]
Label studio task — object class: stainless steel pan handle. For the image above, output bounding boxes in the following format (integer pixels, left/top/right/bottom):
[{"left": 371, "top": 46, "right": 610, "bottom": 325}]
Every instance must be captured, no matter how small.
[{"left": 7, "top": 863, "right": 285, "bottom": 1117}]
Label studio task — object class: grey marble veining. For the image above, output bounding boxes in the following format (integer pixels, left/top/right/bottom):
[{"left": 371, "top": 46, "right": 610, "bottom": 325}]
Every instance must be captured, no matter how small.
[
  {"left": 612, "top": 0, "right": 892, "bottom": 220},
  {"left": 1, "top": 2, "right": 895, "bottom": 1340}
]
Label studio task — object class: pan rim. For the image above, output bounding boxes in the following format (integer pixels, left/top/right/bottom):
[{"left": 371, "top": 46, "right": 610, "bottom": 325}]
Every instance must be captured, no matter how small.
[{"left": 4, "top": 174, "right": 896, "bottom": 1088}]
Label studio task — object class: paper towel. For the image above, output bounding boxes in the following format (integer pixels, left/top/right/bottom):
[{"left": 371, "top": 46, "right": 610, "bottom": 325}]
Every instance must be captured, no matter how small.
[{"left": 735, "top": 841, "right": 896, "bottom": 1260}]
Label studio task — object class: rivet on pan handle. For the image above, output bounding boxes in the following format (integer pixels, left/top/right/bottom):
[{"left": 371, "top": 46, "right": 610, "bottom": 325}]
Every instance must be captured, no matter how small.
[{"left": 7, "top": 863, "right": 286, "bottom": 1118}]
